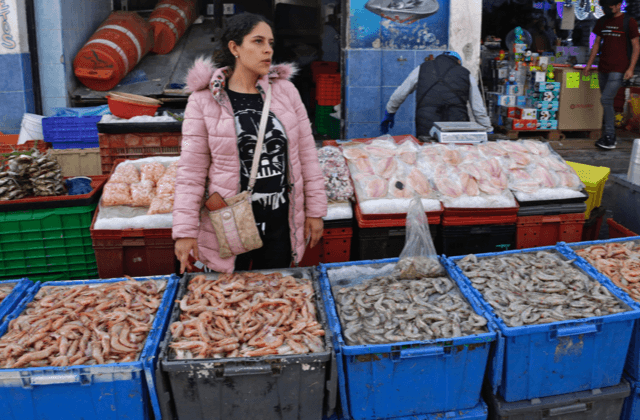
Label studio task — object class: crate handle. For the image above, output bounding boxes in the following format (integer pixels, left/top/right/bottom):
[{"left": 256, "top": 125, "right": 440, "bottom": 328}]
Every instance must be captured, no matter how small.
[
  {"left": 399, "top": 346, "right": 444, "bottom": 359},
  {"left": 543, "top": 215, "right": 562, "bottom": 223},
  {"left": 29, "top": 373, "right": 86, "bottom": 386},
  {"left": 547, "top": 402, "right": 589, "bottom": 416},
  {"left": 222, "top": 364, "right": 279, "bottom": 377},
  {"left": 553, "top": 324, "right": 599, "bottom": 339}
]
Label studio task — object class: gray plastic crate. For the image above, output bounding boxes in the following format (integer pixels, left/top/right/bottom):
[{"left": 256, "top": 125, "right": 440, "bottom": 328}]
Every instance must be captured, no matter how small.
[
  {"left": 485, "top": 379, "right": 630, "bottom": 420},
  {"left": 609, "top": 174, "right": 640, "bottom": 236},
  {"left": 155, "top": 269, "right": 337, "bottom": 420}
]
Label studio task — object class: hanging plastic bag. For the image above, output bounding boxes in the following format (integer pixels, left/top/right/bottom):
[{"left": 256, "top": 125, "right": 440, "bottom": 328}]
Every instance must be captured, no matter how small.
[{"left": 393, "top": 196, "right": 445, "bottom": 279}]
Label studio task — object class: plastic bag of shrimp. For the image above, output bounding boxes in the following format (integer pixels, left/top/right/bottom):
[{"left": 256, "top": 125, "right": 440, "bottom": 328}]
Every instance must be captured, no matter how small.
[{"left": 393, "top": 196, "right": 446, "bottom": 279}]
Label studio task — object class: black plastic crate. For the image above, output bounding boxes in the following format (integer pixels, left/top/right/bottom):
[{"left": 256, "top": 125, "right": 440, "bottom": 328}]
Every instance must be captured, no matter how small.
[
  {"left": 485, "top": 379, "right": 630, "bottom": 420},
  {"left": 442, "top": 224, "right": 516, "bottom": 256},
  {"left": 517, "top": 202, "right": 587, "bottom": 217},
  {"left": 515, "top": 188, "right": 589, "bottom": 207},
  {"left": 155, "top": 269, "right": 337, "bottom": 420},
  {"left": 355, "top": 225, "right": 441, "bottom": 260}
]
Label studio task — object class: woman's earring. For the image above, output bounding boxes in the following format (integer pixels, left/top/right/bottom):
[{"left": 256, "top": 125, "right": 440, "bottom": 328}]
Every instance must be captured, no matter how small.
[{"left": 235, "top": 55, "right": 239, "bottom": 58}]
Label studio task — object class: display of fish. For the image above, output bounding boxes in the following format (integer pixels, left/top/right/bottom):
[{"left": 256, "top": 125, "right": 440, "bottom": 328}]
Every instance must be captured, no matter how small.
[
  {"left": 0, "top": 279, "right": 165, "bottom": 368},
  {"left": 169, "top": 272, "right": 325, "bottom": 360},
  {"left": 0, "top": 284, "right": 15, "bottom": 306},
  {"left": 455, "top": 251, "right": 627, "bottom": 327}
]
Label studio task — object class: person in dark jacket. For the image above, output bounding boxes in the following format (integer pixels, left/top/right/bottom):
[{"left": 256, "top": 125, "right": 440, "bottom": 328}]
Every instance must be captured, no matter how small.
[{"left": 380, "top": 51, "right": 492, "bottom": 140}]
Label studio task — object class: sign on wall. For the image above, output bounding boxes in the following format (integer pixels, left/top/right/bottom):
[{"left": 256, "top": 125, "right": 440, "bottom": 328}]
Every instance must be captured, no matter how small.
[
  {"left": 350, "top": 0, "right": 449, "bottom": 49},
  {"left": 0, "top": 0, "right": 22, "bottom": 54}
]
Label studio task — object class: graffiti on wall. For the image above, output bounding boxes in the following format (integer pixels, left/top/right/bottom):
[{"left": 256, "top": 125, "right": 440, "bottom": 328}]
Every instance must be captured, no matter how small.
[{"left": 350, "top": 0, "right": 449, "bottom": 49}]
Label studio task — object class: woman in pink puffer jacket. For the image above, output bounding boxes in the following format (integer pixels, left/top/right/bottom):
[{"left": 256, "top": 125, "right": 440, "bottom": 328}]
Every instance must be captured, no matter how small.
[{"left": 173, "top": 13, "right": 327, "bottom": 273}]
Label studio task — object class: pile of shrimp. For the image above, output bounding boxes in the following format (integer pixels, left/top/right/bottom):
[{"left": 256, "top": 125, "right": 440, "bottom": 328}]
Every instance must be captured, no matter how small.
[
  {"left": 0, "top": 283, "right": 16, "bottom": 306},
  {"left": 0, "top": 279, "right": 165, "bottom": 368},
  {"left": 575, "top": 241, "right": 640, "bottom": 302},
  {"left": 169, "top": 273, "right": 325, "bottom": 359}
]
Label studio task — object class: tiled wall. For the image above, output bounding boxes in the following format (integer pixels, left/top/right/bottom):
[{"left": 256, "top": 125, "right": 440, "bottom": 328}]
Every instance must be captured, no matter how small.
[
  {"left": 36, "top": 0, "right": 111, "bottom": 115},
  {"left": 344, "top": 49, "right": 445, "bottom": 139}
]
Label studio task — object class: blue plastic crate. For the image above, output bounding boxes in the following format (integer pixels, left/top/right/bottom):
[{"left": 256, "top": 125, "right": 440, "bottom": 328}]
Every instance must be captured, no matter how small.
[
  {"left": 444, "top": 245, "right": 640, "bottom": 403},
  {"left": 0, "top": 274, "right": 180, "bottom": 420},
  {"left": 318, "top": 257, "right": 498, "bottom": 420},
  {"left": 621, "top": 373, "right": 640, "bottom": 420},
  {"left": 0, "top": 278, "right": 33, "bottom": 324},
  {"left": 557, "top": 238, "right": 640, "bottom": 382},
  {"left": 42, "top": 116, "right": 101, "bottom": 149}
]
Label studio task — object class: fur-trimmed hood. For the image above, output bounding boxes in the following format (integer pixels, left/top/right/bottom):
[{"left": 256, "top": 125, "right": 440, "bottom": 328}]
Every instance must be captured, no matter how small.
[{"left": 185, "top": 56, "right": 298, "bottom": 96}]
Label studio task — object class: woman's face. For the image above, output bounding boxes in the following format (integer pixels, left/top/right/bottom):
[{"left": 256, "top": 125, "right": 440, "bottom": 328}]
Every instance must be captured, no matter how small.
[{"left": 230, "top": 22, "right": 274, "bottom": 77}]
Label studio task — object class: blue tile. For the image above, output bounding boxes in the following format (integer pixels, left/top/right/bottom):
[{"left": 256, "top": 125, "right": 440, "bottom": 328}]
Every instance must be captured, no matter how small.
[
  {"left": 382, "top": 87, "right": 415, "bottom": 122},
  {"left": 382, "top": 50, "right": 415, "bottom": 87},
  {"left": 346, "top": 49, "right": 381, "bottom": 87},
  {"left": 20, "top": 53, "right": 34, "bottom": 93},
  {"left": 346, "top": 86, "right": 381, "bottom": 123},
  {"left": 40, "top": 63, "right": 67, "bottom": 99},
  {"left": 348, "top": 8, "right": 381, "bottom": 49},
  {"left": 0, "top": 54, "right": 24, "bottom": 92},
  {"left": 24, "top": 90, "right": 35, "bottom": 114},
  {"left": 0, "top": 91, "right": 26, "bottom": 132},
  {"left": 37, "top": 29, "right": 63, "bottom": 65},
  {"left": 35, "top": 0, "right": 62, "bottom": 31},
  {"left": 415, "top": 50, "right": 446, "bottom": 65},
  {"left": 386, "top": 122, "right": 415, "bottom": 137},
  {"left": 346, "top": 123, "right": 381, "bottom": 140},
  {"left": 42, "top": 97, "right": 68, "bottom": 117}
]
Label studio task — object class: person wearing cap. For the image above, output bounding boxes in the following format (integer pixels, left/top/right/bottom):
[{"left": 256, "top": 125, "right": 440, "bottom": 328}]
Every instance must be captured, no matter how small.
[
  {"left": 380, "top": 51, "right": 493, "bottom": 140},
  {"left": 584, "top": 0, "right": 639, "bottom": 150}
]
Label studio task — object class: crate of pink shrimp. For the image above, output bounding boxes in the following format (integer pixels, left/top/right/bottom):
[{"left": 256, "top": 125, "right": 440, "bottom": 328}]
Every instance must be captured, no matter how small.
[
  {"left": 557, "top": 238, "right": 640, "bottom": 381},
  {"left": 154, "top": 269, "right": 337, "bottom": 420},
  {"left": 0, "top": 279, "right": 33, "bottom": 324},
  {"left": 318, "top": 257, "right": 498, "bottom": 420},
  {"left": 0, "top": 274, "right": 180, "bottom": 420},
  {"left": 444, "top": 245, "right": 640, "bottom": 402},
  {"left": 91, "top": 158, "right": 179, "bottom": 278}
]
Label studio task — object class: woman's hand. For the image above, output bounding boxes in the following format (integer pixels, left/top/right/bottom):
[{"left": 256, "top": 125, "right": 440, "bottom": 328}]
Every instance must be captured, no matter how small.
[
  {"left": 175, "top": 238, "right": 199, "bottom": 274},
  {"left": 305, "top": 217, "right": 324, "bottom": 249}
]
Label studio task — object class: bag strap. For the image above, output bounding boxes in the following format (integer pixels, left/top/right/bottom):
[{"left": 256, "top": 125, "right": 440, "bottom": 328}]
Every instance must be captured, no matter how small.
[{"left": 248, "top": 82, "right": 272, "bottom": 192}]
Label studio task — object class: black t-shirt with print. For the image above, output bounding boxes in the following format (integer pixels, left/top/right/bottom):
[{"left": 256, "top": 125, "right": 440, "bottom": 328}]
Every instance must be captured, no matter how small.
[{"left": 225, "top": 87, "right": 289, "bottom": 237}]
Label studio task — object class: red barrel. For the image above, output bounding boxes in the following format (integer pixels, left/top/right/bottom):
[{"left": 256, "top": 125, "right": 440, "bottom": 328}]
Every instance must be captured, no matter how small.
[
  {"left": 149, "top": 0, "right": 197, "bottom": 55},
  {"left": 73, "top": 12, "right": 153, "bottom": 91}
]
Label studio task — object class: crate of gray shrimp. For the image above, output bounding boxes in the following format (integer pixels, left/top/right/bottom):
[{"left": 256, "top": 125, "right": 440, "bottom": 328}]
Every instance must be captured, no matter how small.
[
  {"left": 0, "top": 279, "right": 33, "bottom": 324},
  {"left": 557, "top": 237, "right": 640, "bottom": 382},
  {"left": 0, "top": 274, "right": 180, "bottom": 420},
  {"left": 444, "top": 246, "right": 640, "bottom": 403},
  {"left": 317, "top": 256, "right": 498, "bottom": 420},
  {"left": 154, "top": 269, "right": 336, "bottom": 420}
]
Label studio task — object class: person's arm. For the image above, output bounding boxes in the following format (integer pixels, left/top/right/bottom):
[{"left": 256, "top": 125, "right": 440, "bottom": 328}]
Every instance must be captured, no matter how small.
[
  {"left": 584, "top": 35, "right": 601, "bottom": 77},
  {"left": 626, "top": 36, "right": 640, "bottom": 80},
  {"left": 386, "top": 66, "right": 420, "bottom": 113},
  {"left": 468, "top": 74, "right": 493, "bottom": 132}
]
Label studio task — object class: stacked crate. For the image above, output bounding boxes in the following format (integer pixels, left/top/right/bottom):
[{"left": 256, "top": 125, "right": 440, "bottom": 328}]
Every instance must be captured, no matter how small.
[{"left": 312, "top": 61, "right": 340, "bottom": 138}]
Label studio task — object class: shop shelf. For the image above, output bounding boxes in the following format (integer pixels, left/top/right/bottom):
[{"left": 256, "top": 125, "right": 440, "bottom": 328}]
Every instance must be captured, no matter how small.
[
  {"left": 566, "top": 161, "right": 610, "bottom": 219},
  {"left": 0, "top": 175, "right": 107, "bottom": 212},
  {"left": 485, "top": 379, "right": 630, "bottom": 420},
  {"left": 298, "top": 219, "right": 353, "bottom": 267},
  {"left": 0, "top": 274, "right": 180, "bottom": 420},
  {"left": 51, "top": 148, "right": 102, "bottom": 177},
  {"left": 155, "top": 269, "right": 336, "bottom": 420},
  {"left": 608, "top": 219, "right": 639, "bottom": 238},
  {"left": 90, "top": 206, "right": 177, "bottom": 279},
  {"left": 442, "top": 204, "right": 519, "bottom": 226},
  {"left": 444, "top": 246, "right": 640, "bottom": 402},
  {"left": 516, "top": 212, "right": 584, "bottom": 249},
  {"left": 42, "top": 116, "right": 101, "bottom": 149},
  {"left": 318, "top": 257, "right": 498, "bottom": 420},
  {"left": 99, "top": 132, "right": 181, "bottom": 174},
  {"left": 443, "top": 223, "right": 516, "bottom": 255},
  {"left": 0, "top": 278, "right": 33, "bottom": 323},
  {"left": 582, "top": 206, "right": 606, "bottom": 242}
]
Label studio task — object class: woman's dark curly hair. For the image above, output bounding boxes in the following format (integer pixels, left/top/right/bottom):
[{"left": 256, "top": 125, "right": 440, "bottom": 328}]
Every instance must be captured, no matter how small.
[{"left": 213, "top": 13, "right": 274, "bottom": 69}]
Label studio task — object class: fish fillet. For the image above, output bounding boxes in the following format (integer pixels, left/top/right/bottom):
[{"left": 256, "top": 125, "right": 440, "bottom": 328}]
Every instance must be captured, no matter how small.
[
  {"left": 460, "top": 173, "right": 479, "bottom": 196},
  {"left": 354, "top": 157, "right": 374, "bottom": 174},
  {"left": 343, "top": 147, "right": 369, "bottom": 160},
  {"left": 374, "top": 157, "right": 398, "bottom": 179},
  {"left": 389, "top": 178, "right": 414, "bottom": 198},
  {"left": 407, "top": 168, "right": 432, "bottom": 196},
  {"left": 434, "top": 176, "right": 462, "bottom": 198},
  {"left": 359, "top": 176, "right": 388, "bottom": 198}
]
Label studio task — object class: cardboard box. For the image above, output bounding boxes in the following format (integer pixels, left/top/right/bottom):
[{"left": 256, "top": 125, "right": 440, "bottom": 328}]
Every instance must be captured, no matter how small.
[
  {"left": 498, "top": 95, "right": 516, "bottom": 106},
  {"left": 534, "top": 82, "right": 561, "bottom": 92},
  {"left": 531, "top": 71, "right": 547, "bottom": 83},
  {"left": 538, "top": 109, "right": 558, "bottom": 121},
  {"left": 516, "top": 96, "right": 527, "bottom": 107},
  {"left": 537, "top": 120, "right": 558, "bottom": 130},
  {"left": 554, "top": 68, "right": 603, "bottom": 130},
  {"left": 532, "top": 100, "right": 559, "bottom": 111},
  {"left": 500, "top": 106, "right": 519, "bottom": 118},
  {"left": 515, "top": 107, "right": 537, "bottom": 120},
  {"left": 531, "top": 91, "right": 560, "bottom": 101},
  {"left": 508, "top": 118, "right": 538, "bottom": 130}
]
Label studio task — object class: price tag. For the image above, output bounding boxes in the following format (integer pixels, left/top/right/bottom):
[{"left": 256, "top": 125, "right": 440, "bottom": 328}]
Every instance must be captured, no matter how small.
[
  {"left": 590, "top": 73, "right": 600, "bottom": 89},
  {"left": 566, "top": 72, "right": 580, "bottom": 88},
  {"left": 582, "top": 74, "right": 590, "bottom": 82}
]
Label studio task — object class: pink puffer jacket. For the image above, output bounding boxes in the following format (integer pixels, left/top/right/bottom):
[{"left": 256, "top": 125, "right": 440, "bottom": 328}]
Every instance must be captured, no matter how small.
[{"left": 172, "top": 57, "right": 328, "bottom": 273}]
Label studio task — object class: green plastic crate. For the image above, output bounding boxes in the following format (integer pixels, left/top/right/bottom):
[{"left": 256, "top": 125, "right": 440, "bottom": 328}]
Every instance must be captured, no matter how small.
[
  {"left": 0, "top": 203, "right": 97, "bottom": 277},
  {"left": 315, "top": 104, "right": 340, "bottom": 138},
  {"left": 0, "top": 268, "right": 100, "bottom": 283}
]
